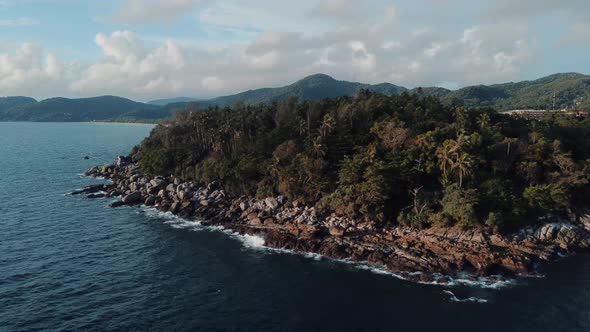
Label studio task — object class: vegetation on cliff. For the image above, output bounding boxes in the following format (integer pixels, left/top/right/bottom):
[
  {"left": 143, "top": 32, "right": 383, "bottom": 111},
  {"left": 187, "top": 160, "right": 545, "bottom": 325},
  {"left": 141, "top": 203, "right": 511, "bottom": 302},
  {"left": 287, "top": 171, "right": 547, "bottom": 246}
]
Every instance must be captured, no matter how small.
[{"left": 137, "top": 91, "right": 590, "bottom": 231}]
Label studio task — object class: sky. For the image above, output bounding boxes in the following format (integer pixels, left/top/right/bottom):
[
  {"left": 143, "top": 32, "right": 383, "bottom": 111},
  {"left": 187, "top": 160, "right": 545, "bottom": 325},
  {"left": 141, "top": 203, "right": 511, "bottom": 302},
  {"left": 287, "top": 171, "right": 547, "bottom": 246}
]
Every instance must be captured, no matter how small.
[{"left": 0, "top": 0, "right": 588, "bottom": 101}]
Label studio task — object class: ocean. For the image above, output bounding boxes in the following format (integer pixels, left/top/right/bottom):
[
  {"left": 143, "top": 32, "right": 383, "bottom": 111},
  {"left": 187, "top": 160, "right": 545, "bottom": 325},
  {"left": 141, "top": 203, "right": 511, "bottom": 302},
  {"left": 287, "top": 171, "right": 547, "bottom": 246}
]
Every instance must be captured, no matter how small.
[{"left": 1, "top": 122, "right": 590, "bottom": 332}]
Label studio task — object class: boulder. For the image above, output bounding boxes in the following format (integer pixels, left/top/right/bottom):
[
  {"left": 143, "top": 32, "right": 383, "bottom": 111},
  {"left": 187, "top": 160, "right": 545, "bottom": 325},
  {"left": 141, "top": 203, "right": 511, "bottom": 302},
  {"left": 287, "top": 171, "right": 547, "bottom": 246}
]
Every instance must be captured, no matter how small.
[
  {"left": 150, "top": 179, "right": 164, "bottom": 188},
  {"left": 179, "top": 190, "right": 192, "bottom": 200},
  {"left": 239, "top": 202, "right": 249, "bottom": 211},
  {"left": 122, "top": 191, "right": 142, "bottom": 204},
  {"left": 170, "top": 202, "right": 180, "bottom": 214},
  {"left": 116, "top": 155, "right": 130, "bottom": 166},
  {"left": 265, "top": 197, "right": 279, "bottom": 210},
  {"left": 166, "top": 183, "right": 176, "bottom": 193},
  {"left": 110, "top": 200, "right": 126, "bottom": 208},
  {"left": 145, "top": 196, "right": 156, "bottom": 206},
  {"left": 199, "top": 200, "right": 210, "bottom": 206},
  {"left": 328, "top": 226, "right": 345, "bottom": 237},
  {"left": 249, "top": 217, "right": 262, "bottom": 226}
]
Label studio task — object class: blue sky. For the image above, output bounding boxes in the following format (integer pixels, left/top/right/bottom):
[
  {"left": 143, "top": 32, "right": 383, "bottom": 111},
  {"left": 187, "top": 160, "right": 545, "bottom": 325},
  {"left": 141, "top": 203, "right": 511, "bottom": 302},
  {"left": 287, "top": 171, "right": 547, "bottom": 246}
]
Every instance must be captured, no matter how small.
[{"left": 0, "top": 0, "right": 588, "bottom": 101}]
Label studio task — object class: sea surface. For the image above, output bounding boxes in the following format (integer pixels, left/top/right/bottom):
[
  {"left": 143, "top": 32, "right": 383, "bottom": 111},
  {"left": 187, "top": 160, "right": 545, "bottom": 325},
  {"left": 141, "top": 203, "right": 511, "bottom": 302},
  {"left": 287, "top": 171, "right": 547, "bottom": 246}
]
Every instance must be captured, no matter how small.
[{"left": 1, "top": 122, "right": 590, "bottom": 332}]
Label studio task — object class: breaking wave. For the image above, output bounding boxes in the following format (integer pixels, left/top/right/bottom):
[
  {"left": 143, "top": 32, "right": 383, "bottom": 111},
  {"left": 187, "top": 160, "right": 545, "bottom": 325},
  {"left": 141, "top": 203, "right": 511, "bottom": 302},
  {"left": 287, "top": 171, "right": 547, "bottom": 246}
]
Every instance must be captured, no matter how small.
[
  {"left": 442, "top": 290, "right": 489, "bottom": 303},
  {"left": 136, "top": 206, "right": 516, "bottom": 290}
]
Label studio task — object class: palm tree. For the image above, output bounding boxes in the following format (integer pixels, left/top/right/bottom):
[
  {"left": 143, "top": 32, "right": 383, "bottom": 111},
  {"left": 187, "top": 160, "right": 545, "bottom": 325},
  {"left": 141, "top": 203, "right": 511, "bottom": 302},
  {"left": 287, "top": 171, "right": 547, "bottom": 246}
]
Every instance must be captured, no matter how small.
[
  {"left": 436, "top": 140, "right": 454, "bottom": 184},
  {"left": 319, "top": 114, "right": 335, "bottom": 139},
  {"left": 451, "top": 152, "right": 473, "bottom": 188},
  {"left": 477, "top": 113, "right": 490, "bottom": 130}
]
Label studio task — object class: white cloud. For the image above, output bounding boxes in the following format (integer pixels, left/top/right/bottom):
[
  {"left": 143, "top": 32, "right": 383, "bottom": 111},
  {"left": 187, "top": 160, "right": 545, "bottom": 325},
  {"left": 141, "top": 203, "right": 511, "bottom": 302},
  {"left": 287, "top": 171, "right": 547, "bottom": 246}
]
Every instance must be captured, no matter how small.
[
  {"left": 0, "top": 2, "right": 540, "bottom": 100},
  {"left": 0, "top": 43, "right": 64, "bottom": 95}
]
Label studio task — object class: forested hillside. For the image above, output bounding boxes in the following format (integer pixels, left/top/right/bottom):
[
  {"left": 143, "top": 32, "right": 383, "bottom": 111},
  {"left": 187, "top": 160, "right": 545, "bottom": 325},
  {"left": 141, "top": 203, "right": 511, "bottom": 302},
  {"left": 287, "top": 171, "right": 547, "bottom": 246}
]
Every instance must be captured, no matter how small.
[
  {"left": 436, "top": 73, "right": 590, "bottom": 111},
  {"left": 0, "top": 96, "right": 157, "bottom": 122},
  {"left": 2, "top": 72, "right": 589, "bottom": 122},
  {"left": 0, "top": 96, "right": 37, "bottom": 112},
  {"left": 137, "top": 91, "right": 590, "bottom": 231}
]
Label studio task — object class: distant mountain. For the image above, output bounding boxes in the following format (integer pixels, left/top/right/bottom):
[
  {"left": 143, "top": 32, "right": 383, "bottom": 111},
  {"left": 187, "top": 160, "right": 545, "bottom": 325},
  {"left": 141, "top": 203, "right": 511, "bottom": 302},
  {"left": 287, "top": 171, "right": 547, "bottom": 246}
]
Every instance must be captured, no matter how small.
[
  {"left": 116, "top": 102, "right": 188, "bottom": 123},
  {"left": 435, "top": 72, "right": 590, "bottom": 111},
  {"left": 0, "top": 96, "right": 157, "bottom": 122},
  {"left": 148, "top": 97, "right": 201, "bottom": 106},
  {"left": 199, "top": 74, "right": 407, "bottom": 108},
  {"left": 1, "top": 73, "right": 588, "bottom": 123},
  {"left": 0, "top": 96, "right": 37, "bottom": 112}
]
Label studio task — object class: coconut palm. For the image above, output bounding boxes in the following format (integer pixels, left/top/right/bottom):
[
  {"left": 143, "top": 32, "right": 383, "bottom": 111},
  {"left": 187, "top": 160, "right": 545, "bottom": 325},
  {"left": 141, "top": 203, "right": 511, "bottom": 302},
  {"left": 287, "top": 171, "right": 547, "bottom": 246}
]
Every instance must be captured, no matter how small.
[{"left": 451, "top": 152, "right": 474, "bottom": 188}]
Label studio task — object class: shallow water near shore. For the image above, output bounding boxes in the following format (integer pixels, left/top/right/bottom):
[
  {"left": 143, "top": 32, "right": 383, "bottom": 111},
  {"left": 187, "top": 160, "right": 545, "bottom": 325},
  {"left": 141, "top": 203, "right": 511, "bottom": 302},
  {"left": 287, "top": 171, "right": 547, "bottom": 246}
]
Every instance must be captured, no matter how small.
[{"left": 2, "top": 122, "right": 590, "bottom": 332}]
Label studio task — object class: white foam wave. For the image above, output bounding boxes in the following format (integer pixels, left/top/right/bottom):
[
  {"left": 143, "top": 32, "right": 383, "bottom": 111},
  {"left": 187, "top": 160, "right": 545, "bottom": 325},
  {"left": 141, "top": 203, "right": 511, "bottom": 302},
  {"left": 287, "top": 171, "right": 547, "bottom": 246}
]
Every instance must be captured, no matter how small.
[
  {"left": 442, "top": 290, "right": 489, "bottom": 303},
  {"left": 240, "top": 234, "right": 266, "bottom": 248},
  {"left": 439, "top": 273, "right": 516, "bottom": 289},
  {"left": 135, "top": 206, "right": 516, "bottom": 289}
]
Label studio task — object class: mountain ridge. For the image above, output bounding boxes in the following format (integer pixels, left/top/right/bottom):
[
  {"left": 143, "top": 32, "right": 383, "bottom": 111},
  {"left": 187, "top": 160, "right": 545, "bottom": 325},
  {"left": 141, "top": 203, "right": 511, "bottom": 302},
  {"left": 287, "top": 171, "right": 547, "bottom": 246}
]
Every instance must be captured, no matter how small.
[{"left": 1, "top": 72, "right": 589, "bottom": 122}]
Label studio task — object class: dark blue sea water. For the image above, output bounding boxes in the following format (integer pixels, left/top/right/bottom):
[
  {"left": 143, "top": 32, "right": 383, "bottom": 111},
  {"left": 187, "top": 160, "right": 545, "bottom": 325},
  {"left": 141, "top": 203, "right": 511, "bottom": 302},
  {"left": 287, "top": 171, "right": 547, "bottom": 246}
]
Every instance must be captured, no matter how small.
[{"left": 1, "top": 122, "right": 590, "bottom": 332}]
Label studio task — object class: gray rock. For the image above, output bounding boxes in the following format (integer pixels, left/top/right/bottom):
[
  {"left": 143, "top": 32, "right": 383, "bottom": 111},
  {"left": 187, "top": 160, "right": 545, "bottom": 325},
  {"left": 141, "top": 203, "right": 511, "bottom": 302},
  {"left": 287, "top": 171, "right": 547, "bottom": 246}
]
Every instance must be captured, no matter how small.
[
  {"left": 328, "top": 226, "right": 344, "bottom": 237},
  {"left": 239, "top": 202, "right": 249, "bottom": 211},
  {"left": 150, "top": 179, "right": 163, "bottom": 188},
  {"left": 145, "top": 196, "right": 156, "bottom": 206},
  {"left": 265, "top": 197, "right": 279, "bottom": 210},
  {"left": 178, "top": 190, "right": 192, "bottom": 200},
  {"left": 122, "top": 191, "right": 142, "bottom": 204},
  {"left": 166, "top": 183, "right": 176, "bottom": 192}
]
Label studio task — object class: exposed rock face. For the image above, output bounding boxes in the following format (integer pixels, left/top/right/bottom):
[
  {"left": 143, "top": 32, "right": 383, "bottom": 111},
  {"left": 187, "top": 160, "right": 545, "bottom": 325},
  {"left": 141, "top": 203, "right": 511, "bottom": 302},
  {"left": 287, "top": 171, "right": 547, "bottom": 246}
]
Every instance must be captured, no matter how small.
[{"left": 80, "top": 160, "right": 590, "bottom": 282}]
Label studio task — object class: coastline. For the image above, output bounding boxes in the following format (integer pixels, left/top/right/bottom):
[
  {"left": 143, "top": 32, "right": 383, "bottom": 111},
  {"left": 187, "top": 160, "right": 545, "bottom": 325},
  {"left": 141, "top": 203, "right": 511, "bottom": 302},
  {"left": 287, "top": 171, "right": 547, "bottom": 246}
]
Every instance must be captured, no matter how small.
[
  {"left": 74, "top": 157, "right": 590, "bottom": 284},
  {"left": 0, "top": 120, "right": 157, "bottom": 125}
]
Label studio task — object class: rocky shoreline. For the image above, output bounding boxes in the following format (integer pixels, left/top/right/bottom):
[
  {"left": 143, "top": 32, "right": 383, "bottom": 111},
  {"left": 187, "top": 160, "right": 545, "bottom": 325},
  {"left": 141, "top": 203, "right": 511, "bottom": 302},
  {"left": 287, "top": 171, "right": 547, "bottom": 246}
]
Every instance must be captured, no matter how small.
[{"left": 73, "top": 156, "right": 590, "bottom": 284}]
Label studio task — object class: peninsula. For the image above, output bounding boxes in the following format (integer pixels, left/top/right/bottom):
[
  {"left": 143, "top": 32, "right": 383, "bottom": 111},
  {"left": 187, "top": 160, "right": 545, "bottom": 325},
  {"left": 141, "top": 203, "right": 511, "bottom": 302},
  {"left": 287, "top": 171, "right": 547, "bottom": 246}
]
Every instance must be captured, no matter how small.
[{"left": 77, "top": 91, "right": 590, "bottom": 282}]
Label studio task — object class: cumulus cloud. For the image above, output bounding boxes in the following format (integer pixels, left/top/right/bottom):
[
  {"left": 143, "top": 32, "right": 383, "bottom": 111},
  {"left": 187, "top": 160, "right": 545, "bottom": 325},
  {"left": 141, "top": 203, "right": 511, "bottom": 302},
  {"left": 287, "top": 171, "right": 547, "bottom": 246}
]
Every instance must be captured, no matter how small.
[
  {"left": 0, "top": 43, "right": 65, "bottom": 95},
  {"left": 70, "top": 31, "right": 189, "bottom": 97},
  {"left": 109, "top": 0, "right": 205, "bottom": 24},
  {"left": 0, "top": 1, "right": 540, "bottom": 99}
]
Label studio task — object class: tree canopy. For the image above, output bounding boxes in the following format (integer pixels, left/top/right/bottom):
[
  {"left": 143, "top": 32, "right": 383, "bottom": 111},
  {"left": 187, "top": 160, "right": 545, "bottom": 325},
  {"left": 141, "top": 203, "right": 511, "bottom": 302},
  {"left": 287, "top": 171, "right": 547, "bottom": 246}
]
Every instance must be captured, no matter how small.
[{"left": 138, "top": 91, "right": 590, "bottom": 231}]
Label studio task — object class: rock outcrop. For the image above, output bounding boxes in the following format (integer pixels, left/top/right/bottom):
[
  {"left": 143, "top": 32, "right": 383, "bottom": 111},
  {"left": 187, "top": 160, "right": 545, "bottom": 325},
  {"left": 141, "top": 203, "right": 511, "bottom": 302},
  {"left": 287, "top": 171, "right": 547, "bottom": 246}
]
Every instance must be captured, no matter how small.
[{"left": 79, "top": 160, "right": 590, "bottom": 282}]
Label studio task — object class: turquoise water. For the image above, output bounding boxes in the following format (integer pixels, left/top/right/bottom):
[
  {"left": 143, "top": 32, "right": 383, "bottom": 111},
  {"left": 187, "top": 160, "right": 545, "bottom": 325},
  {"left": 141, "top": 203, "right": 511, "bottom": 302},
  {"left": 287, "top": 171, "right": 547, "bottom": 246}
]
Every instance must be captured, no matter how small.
[{"left": 1, "top": 122, "right": 590, "bottom": 332}]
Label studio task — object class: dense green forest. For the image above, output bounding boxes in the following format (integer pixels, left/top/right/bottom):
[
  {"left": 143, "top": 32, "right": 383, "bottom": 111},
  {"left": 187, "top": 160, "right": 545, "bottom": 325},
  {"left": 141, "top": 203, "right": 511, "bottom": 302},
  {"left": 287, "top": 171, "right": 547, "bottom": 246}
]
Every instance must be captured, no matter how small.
[
  {"left": 137, "top": 91, "right": 590, "bottom": 231},
  {"left": 434, "top": 72, "right": 590, "bottom": 111}
]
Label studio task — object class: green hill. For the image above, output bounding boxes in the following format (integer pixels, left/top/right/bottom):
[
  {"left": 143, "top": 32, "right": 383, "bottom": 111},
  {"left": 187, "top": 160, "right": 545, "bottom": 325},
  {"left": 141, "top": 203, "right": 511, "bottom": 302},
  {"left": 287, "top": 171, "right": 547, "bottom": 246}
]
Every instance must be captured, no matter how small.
[
  {"left": 0, "top": 96, "right": 157, "bottom": 122},
  {"left": 0, "top": 96, "right": 37, "bottom": 112},
  {"left": 441, "top": 73, "right": 590, "bottom": 111},
  {"left": 199, "top": 74, "right": 407, "bottom": 108},
  {"left": 148, "top": 97, "right": 201, "bottom": 106},
  {"left": 1, "top": 73, "right": 589, "bottom": 123}
]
